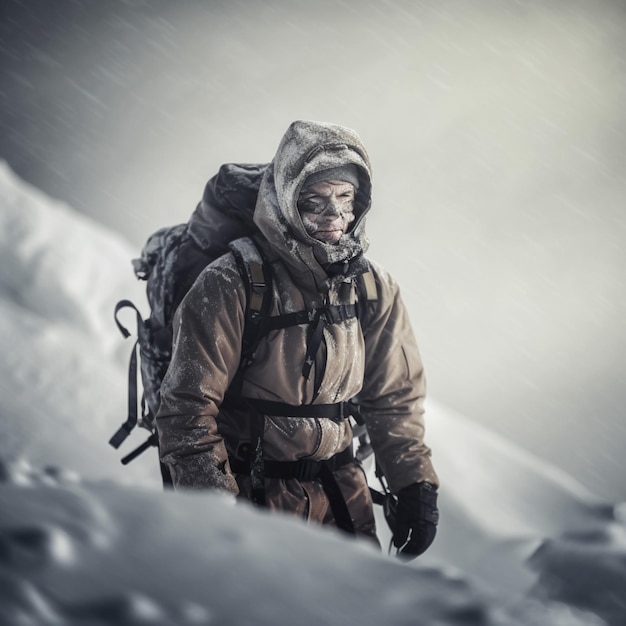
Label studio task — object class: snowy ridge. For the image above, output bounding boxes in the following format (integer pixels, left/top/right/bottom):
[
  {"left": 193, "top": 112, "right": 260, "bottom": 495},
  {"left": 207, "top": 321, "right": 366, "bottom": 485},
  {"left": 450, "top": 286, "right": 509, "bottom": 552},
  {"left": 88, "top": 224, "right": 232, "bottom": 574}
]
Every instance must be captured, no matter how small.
[
  {"left": 0, "top": 161, "right": 145, "bottom": 357},
  {"left": 0, "top": 164, "right": 625, "bottom": 625},
  {"left": 0, "top": 161, "right": 156, "bottom": 486}
]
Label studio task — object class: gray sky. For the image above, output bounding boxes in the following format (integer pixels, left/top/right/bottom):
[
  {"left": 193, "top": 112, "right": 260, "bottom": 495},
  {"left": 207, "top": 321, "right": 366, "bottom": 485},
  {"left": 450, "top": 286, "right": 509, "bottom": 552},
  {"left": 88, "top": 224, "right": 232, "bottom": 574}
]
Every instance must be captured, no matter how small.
[{"left": 2, "top": 0, "right": 625, "bottom": 500}]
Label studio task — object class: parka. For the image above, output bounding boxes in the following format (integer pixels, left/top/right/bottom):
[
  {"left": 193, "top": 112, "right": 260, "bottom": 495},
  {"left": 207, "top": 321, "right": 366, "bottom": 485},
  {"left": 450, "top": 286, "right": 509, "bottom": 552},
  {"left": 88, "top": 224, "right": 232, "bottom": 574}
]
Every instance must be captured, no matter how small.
[{"left": 156, "top": 120, "right": 439, "bottom": 540}]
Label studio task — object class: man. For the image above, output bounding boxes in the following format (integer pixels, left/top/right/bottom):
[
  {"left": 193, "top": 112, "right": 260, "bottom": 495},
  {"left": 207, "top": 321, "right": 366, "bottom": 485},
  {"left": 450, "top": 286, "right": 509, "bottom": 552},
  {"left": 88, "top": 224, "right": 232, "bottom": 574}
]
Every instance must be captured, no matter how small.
[{"left": 156, "top": 120, "right": 439, "bottom": 556}]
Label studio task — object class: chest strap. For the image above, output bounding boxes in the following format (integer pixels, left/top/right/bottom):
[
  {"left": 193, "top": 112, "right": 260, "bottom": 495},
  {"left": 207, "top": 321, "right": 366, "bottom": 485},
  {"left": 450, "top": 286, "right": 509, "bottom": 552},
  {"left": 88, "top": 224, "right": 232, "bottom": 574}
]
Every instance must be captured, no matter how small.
[
  {"left": 265, "top": 303, "right": 358, "bottom": 332},
  {"left": 223, "top": 396, "right": 363, "bottom": 425}
]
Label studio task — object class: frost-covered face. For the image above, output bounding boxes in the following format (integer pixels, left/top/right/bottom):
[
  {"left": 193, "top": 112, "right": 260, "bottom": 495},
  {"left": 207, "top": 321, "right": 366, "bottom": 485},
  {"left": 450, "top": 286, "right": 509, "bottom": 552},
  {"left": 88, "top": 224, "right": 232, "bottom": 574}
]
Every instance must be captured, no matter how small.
[{"left": 297, "top": 180, "right": 356, "bottom": 245}]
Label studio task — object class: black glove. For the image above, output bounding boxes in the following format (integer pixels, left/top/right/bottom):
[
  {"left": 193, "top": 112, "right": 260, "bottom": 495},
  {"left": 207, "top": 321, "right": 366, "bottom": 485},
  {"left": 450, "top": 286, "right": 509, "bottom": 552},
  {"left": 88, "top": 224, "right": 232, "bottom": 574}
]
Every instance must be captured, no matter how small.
[{"left": 392, "top": 482, "right": 439, "bottom": 559}]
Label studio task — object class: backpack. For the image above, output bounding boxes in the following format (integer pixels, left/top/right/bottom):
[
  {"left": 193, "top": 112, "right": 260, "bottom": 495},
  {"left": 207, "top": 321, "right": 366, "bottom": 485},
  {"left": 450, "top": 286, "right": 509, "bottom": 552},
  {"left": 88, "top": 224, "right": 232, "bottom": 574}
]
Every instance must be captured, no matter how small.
[
  {"left": 109, "top": 164, "right": 268, "bottom": 469},
  {"left": 108, "top": 163, "right": 390, "bottom": 528}
]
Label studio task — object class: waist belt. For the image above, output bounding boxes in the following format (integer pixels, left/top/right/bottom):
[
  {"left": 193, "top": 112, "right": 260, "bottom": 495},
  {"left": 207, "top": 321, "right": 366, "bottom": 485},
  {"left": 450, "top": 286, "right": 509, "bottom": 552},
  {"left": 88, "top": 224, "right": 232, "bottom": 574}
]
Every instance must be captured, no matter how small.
[{"left": 229, "top": 445, "right": 354, "bottom": 482}]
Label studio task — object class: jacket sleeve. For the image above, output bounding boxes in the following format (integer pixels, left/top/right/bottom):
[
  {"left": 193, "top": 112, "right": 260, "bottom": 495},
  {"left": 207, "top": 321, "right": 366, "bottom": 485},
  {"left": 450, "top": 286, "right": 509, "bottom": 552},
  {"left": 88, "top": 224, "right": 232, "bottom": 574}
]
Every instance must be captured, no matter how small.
[
  {"left": 155, "top": 257, "right": 245, "bottom": 494},
  {"left": 359, "top": 263, "right": 439, "bottom": 494}
]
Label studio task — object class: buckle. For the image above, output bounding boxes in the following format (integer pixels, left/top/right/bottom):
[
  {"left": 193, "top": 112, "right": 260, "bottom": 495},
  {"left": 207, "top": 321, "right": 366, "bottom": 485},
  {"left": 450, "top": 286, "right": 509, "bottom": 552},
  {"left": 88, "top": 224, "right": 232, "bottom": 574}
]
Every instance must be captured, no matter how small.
[{"left": 293, "top": 460, "right": 321, "bottom": 482}]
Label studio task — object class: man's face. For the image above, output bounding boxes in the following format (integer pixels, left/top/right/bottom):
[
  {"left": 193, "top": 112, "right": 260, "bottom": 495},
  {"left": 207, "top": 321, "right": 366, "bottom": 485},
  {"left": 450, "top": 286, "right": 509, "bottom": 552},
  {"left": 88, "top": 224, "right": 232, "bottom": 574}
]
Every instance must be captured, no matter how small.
[{"left": 297, "top": 180, "right": 356, "bottom": 245}]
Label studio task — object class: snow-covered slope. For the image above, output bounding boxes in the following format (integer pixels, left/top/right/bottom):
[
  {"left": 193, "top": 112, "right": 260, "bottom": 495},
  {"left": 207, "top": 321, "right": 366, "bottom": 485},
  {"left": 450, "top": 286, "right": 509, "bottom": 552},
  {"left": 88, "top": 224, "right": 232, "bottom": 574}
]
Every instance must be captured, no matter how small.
[
  {"left": 0, "top": 161, "right": 158, "bottom": 488},
  {"left": 0, "top": 161, "right": 144, "bottom": 352},
  {"left": 0, "top": 163, "right": 624, "bottom": 625}
]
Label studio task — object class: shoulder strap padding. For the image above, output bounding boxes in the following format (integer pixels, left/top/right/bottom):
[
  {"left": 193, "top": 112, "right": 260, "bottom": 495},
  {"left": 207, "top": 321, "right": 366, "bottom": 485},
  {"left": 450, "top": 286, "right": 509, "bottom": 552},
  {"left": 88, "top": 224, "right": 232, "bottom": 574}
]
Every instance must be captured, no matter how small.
[
  {"left": 228, "top": 237, "right": 273, "bottom": 365},
  {"left": 229, "top": 237, "right": 267, "bottom": 312},
  {"left": 355, "top": 265, "right": 378, "bottom": 329},
  {"left": 360, "top": 269, "right": 378, "bottom": 302}
]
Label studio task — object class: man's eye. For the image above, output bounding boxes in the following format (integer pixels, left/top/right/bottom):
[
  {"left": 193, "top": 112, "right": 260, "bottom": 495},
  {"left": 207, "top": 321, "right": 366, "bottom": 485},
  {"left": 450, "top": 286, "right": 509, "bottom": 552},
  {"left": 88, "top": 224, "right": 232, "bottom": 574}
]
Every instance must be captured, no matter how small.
[{"left": 300, "top": 201, "right": 324, "bottom": 214}]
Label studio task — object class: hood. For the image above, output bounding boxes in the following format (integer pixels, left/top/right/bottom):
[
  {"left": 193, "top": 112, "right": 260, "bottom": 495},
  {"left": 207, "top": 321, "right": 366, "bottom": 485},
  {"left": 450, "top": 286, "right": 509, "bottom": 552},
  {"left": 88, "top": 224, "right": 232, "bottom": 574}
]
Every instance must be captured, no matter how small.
[{"left": 253, "top": 120, "right": 372, "bottom": 280}]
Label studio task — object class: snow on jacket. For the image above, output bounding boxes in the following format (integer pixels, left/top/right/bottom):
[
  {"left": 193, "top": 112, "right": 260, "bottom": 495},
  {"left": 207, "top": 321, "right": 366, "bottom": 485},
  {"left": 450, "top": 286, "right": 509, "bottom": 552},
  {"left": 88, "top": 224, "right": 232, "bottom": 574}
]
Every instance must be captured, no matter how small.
[{"left": 156, "top": 120, "right": 438, "bottom": 522}]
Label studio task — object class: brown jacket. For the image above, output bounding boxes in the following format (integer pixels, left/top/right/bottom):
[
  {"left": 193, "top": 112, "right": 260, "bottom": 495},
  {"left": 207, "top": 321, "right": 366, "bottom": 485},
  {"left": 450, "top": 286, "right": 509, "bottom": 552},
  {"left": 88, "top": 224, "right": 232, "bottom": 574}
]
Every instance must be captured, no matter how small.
[{"left": 156, "top": 121, "right": 438, "bottom": 535}]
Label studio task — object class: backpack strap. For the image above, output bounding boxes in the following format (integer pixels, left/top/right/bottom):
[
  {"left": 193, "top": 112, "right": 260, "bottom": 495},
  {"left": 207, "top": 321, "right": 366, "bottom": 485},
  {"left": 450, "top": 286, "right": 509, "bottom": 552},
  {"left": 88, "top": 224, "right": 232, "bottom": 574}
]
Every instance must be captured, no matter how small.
[
  {"left": 109, "top": 299, "right": 175, "bottom": 488},
  {"left": 355, "top": 266, "right": 378, "bottom": 329},
  {"left": 227, "top": 237, "right": 273, "bottom": 505},
  {"left": 109, "top": 300, "right": 146, "bottom": 449},
  {"left": 229, "top": 237, "right": 273, "bottom": 368}
]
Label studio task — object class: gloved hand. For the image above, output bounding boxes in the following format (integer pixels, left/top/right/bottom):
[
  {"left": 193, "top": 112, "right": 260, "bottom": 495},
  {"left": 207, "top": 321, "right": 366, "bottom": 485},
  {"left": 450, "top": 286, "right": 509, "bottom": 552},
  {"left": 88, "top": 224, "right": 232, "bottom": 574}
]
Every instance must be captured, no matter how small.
[{"left": 392, "top": 482, "right": 439, "bottom": 559}]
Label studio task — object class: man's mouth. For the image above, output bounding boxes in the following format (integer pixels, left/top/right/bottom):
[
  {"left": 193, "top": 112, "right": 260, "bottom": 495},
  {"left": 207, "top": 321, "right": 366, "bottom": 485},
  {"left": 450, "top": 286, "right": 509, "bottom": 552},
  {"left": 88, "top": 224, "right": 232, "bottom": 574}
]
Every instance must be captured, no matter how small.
[{"left": 314, "top": 228, "right": 344, "bottom": 243}]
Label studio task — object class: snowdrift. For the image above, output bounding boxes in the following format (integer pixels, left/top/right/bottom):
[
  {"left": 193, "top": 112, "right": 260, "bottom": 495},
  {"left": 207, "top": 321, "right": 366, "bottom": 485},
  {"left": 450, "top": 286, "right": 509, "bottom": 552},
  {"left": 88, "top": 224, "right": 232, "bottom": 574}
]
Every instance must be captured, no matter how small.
[
  {"left": 0, "top": 161, "right": 625, "bottom": 625},
  {"left": 2, "top": 459, "right": 622, "bottom": 626}
]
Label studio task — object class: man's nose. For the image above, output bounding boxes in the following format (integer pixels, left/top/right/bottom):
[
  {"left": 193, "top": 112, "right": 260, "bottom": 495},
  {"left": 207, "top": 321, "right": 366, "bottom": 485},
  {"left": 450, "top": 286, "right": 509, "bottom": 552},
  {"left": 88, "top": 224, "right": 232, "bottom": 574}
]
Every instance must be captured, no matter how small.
[{"left": 321, "top": 198, "right": 342, "bottom": 217}]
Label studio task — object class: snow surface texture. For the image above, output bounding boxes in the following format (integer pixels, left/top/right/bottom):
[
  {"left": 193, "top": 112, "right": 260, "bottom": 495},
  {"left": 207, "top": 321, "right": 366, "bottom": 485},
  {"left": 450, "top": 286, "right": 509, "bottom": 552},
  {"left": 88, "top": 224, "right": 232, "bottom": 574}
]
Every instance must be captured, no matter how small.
[
  {"left": 0, "top": 161, "right": 157, "bottom": 488},
  {"left": 1, "top": 162, "right": 625, "bottom": 625}
]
